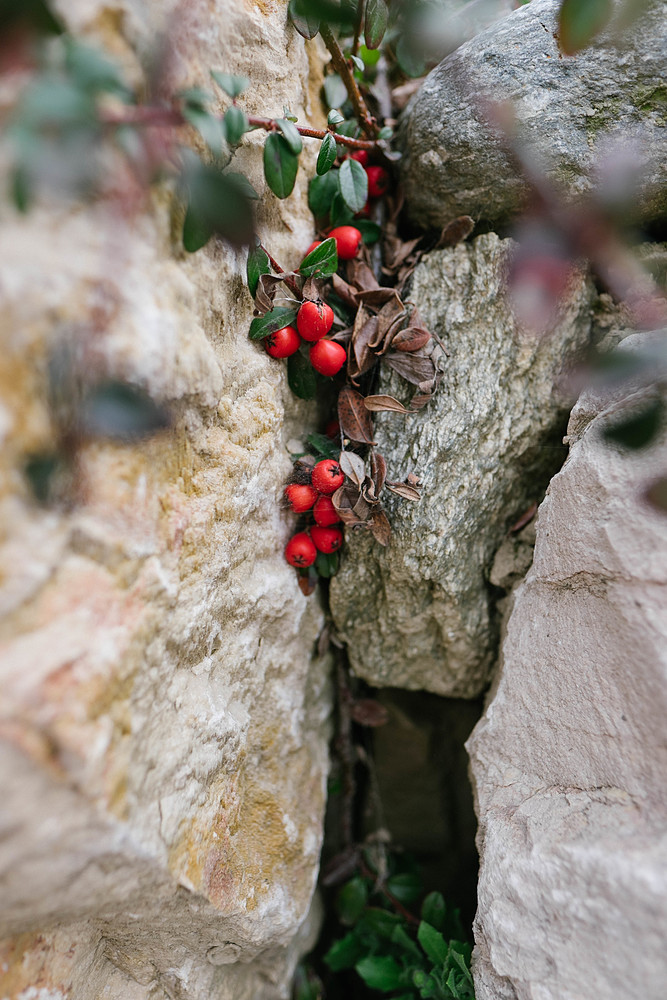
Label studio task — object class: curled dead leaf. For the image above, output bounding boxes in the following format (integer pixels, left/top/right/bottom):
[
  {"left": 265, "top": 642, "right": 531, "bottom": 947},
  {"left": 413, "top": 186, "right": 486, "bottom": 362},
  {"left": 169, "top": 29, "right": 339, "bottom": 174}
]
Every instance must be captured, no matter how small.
[
  {"left": 350, "top": 699, "right": 390, "bottom": 727},
  {"left": 370, "top": 451, "right": 387, "bottom": 497},
  {"left": 363, "top": 394, "right": 410, "bottom": 414},
  {"left": 384, "top": 480, "right": 422, "bottom": 501},
  {"left": 438, "top": 215, "right": 475, "bottom": 248},
  {"left": 338, "top": 385, "right": 376, "bottom": 445},
  {"left": 339, "top": 449, "right": 366, "bottom": 488},
  {"left": 392, "top": 326, "right": 431, "bottom": 352},
  {"left": 370, "top": 509, "right": 392, "bottom": 546}
]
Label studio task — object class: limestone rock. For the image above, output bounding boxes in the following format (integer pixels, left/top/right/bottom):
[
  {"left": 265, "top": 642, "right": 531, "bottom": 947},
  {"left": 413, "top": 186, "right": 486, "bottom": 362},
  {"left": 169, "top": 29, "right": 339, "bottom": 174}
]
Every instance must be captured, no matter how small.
[
  {"left": 400, "top": 0, "right": 667, "bottom": 230},
  {"left": 0, "top": 3, "right": 330, "bottom": 999},
  {"left": 467, "top": 333, "right": 667, "bottom": 1000},
  {"left": 329, "top": 232, "right": 593, "bottom": 697}
]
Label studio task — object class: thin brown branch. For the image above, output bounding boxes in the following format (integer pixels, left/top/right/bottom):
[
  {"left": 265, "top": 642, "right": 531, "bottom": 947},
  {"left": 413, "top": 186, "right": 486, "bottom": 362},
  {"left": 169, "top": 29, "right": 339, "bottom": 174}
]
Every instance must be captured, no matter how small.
[
  {"left": 259, "top": 243, "right": 301, "bottom": 297},
  {"left": 320, "top": 22, "right": 378, "bottom": 138},
  {"left": 352, "top": 0, "right": 366, "bottom": 58},
  {"left": 246, "top": 116, "right": 376, "bottom": 150},
  {"left": 358, "top": 858, "right": 420, "bottom": 927}
]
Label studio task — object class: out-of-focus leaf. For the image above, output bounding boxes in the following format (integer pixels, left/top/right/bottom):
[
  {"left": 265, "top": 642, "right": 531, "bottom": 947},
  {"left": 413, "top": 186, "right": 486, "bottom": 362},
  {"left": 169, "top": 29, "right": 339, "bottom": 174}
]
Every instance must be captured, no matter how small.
[
  {"left": 288, "top": 348, "right": 318, "bottom": 399},
  {"left": 249, "top": 304, "right": 299, "bottom": 340},
  {"left": 80, "top": 381, "right": 170, "bottom": 441},
  {"left": 275, "top": 117, "right": 303, "bottom": 155},
  {"left": 308, "top": 169, "right": 339, "bottom": 217},
  {"left": 10, "top": 165, "right": 30, "bottom": 212},
  {"left": 350, "top": 698, "right": 389, "bottom": 727},
  {"left": 223, "top": 104, "right": 248, "bottom": 146},
  {"left": 339, "top": 156, "right": 368, "bottom": 213},
  {"left": 558, "top": 0, "right": 613, "bottom": 54},
  {"left": 184, "top": 105, "right": 225, "bottom": 156},
  {"left": 395, "top": 35, "right": 426, "bottom": 78},
  {"left": 421, "top": 891, "right": 446, "bottom": 931},
  {"left": 324, "top": 72, "right": 348, "bottom": 110},
  {"left": 64, "top": 38, "right": 131, "bottom": 98},
  {"left": 602, "top": 399, "right": 663, "bottom": 450},
  {"left": 324, "top": 932, "right": 365, "bottom": 972},
  {"left": 182, "top": 158, "right": 255, "bottom": 250},
  {"left": 315, "top": 550, "right": 340, "bottom": 577},
  {"left": 288, "top": 0, "right": 320, "bottom": 38},
  {"left": 644, "top": 476, "right": 667, "bottom": 514},
  {"left": 387, "top": 871, "right": 422, "bottom": 904},
  {"left": 364, "top": 0, "right": 389, "bottom": 49},
  {"left": 247, "top": 243, "right": 271, "bottom": 298},
  {"left": 355, "top": 956, "right": 403, "bottom": 992},
  {"left": 354, "top": 219, "right": 381, "bottom": 244},
  {"left": 299, "top": 236, "right": 338, "bottom": 278},
  {"left": 264, "top": 132, "right": 299, "bottom": 198},
  {"left": 210, "top": 71, "right": 249, "bottom": 98},
  {"left": 24, "top": 451, "right": 66, "bottom": 504},
  {"left": 16, "top": 76, "right": 95, "bottom": 128},
  {"left": 317, "top": 132, "right": 337, "bottom": 175},
  {"left": 0, "top": 0, "right": 63, "bottom": 35}
]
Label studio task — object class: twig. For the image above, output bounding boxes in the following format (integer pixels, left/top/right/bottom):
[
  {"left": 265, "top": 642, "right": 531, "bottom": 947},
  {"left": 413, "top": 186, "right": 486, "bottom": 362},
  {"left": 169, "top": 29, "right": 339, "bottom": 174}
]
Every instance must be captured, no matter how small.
[
  {"left": 358, "top": 858, "right": 420, "bottom": 927},
  {"left": 352, "top": 0, "right": 366, "bottom": 58},
  {"left": 320, "top": 22, "right": 378, "bottom": 137},
  {"left": 247, "top": 116, "right": 376, "bottom": 150}
]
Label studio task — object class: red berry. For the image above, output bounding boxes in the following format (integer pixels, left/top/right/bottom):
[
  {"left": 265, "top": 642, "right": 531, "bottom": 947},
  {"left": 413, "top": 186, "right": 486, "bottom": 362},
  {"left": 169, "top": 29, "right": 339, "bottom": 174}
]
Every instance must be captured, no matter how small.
[
  {"left": 302, "top": 240, "right": 321, "bottom": 261},
  {"left": 297, "top": 300, "right": 334, "bottom": 342},
  {"left": 264, "top": 325, "right": 300, "bottom": 359},
  {"left": 328, "top": 226, "right": 363, "bottom": 261},
  {"left": 366, "top": 165, "right": 389, "bottom": 199},
  {"left": 355, "top": 201, "right": 371, "bottom": 218},
  {"left": 310, "top": 339, "right": 347, "bottom": 376},
  {"left": 350, "top": 150, "right": 369, "bottom": 167},
  {"left": 311, "top": 525, "right": 343, "bottom": 554},
  {"left": 325, "top": 419, "right": 340, "bottom": 439},
  {"left": 285, "top": 532, "right": 317, "bottom": 567},
  {"left": 311, "top": 459, "right": 344, "bottom": 495},
  {"left": 285, "top": 483, "right": 318, "bottom": 512},
  {"left": 313, "top": 495, "right": 341, "bottom": 526}
]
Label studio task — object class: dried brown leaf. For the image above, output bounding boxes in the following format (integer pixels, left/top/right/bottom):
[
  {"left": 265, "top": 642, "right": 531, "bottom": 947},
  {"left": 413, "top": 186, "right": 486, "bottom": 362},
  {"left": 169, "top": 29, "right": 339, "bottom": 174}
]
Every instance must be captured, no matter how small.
[
  {"left": 346, "top": 260, "right": 380, "bottom": 292},
  {"left": 255, "top": 273, "right": 287, "bottom": 314},
  {"left": 302, "top": 276, "right": 325, "bottom": 302},
  {"left": 510, "top": 502, "right": 538, "bottom": 534},
  {"left": 298, "top": 570, "right": 318, "bottom": 596},
  {"left": 438, "top": 215, "right": 475, "bottom": 248},
  {"left": 351, "top": 312, "right": 379, "bottom": 377},
  {"left": 409, "top": 394, "right": 432, "bottom": 410},
  {"left": 321, "top": 847, "right": 360, "bottom": 887},
  {"left": 331, "top": 273, "right": 359, "bottom": 310},
  {"left": 385, "top": 481, "right": 422, "bottom": 501},
  {"left": 332, "top": 483, "right": 365, "bottom": 525},
  {"left": 392, "top": 326, "right": 431, "bottom": 352},
  {"left": 370, "top": 451, "right": 387, "bottom": 496},
  {"left": 353, "top": 492, "right": 371, "bottom": 520},
  {"left": 339, "top": 450, "right": 366, "bottom": 488},
  {"left": 363, "top": 394, "right": 410, "bottom": 414},
  {"left": 384, "top": 351, "right": 437, "bottom": 388},
  {"left": 350, "top": 699, "right": 390, "bottom": 727},
  {"left": 370, "top": 509, "right": 392, "bottom": 546},
  {"left": 338, "top": 386, "right": 376, "bottom": 445},
  {"left": 356, "top": 288, "right": 401, "bottom": 309}
]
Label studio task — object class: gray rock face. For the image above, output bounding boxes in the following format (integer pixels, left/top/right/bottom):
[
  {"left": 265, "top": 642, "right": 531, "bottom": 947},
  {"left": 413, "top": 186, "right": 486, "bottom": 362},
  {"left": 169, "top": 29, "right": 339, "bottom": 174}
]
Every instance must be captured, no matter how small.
[
  {"left": 400, "top": 0, "right": 667, "bottom": 230},
  {"left": 329, "top": 233, "right": 593, "bottom": 697},
  {"left": 467, "top": 334, "right": 667, "bottom": 1000}
]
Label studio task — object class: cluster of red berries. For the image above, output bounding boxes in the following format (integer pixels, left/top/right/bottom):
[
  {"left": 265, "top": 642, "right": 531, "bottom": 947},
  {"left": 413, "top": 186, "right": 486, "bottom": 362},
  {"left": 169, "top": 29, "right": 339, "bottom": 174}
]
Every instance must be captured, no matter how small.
[
  {"left": 264, "top": 225, "right": 364, "bottom": 376},
  {"left": 349, "top": 150, "right": 390, "bottom": 203},
  {"left": 284, "top": 458, "right": 345, "bottom": 568}
]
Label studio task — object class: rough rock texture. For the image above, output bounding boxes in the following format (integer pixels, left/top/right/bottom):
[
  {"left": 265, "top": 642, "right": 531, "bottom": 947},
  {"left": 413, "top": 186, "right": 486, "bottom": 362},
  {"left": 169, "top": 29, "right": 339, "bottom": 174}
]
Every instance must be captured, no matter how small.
[
  {"left": 400, "top": 0, "right": 667, "bottom": 230},
  {"left": 330, "top": 232, "right": 592, "bottom": 697},
  {"left": 467, "top": 333, "right": 667, "bottom": 1000},
  {"left": 0, "top": 3, "right": 331, "bottom": 999}
]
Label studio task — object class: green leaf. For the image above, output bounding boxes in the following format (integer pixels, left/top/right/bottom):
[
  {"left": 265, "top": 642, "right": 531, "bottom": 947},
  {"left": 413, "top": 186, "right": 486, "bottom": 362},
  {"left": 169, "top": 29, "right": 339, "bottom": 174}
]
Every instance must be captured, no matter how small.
[
  {"left": 324, "top": 73, "right": 348, "bottom": 110},
  {"left": 306, "top": 432, "right": 339, "bottom": 459},
  {"left": 224, "top": 171, "right": 259, "bottom": 199},
  {"left": 283, "top": 105, "right": 298, "bottom": 123},
  {"left": 387, "top": 871, "right": 422, "bottom": 904},
  {"left": 288, "top": 0, "right": 320, "bottom": 38},
  {"left": 603, "top": 399, "right": 663, "bottom": 450},
  {"left": 421, "top": 892, "right": 446, "bottom": 932},
  {"left": 80, "top": 381, "right": 169, "bottom": 441},
  {"left": 316, "top": 550, "right": 340, "bottom": 577},
  {"left": 558, "top": 0, "right": 613, "bottom": 54},
  {"left": 417, "top": 922, "right": 449, "bottom": 966},
  {"left": 223, "top": 105, "right": 249, "bottom": 146},
  {"left": 317, "top": 132, "right": 338, "bottom": 175},
  {"left": 355, "top": 219, "right": 381, "bottom": 244},
  {"left": 24, "top": 451, "right": 65, "bottom": 504},
  {"left": 324, "top": 932, "right": 365, "bottom": 972},
  {"left": 330, "top": 192, "right": 355, "bottom": 227},
  {"left": 359, "top": 908, "right": 401, "bottom": 937},
  {"left": 288, "top": 349, "right": 317, "bottom": 399},
  {"left": 336, "top": 876, "right": 368, "bottom": 926},
  {"left": 350, "top": 53, "right": 365, "bottom": 72},
  {"left": 247, "top": 244, "right": 271, "bottom": 298},
  {"left": 249, "top": 305, "right": 299, "bottom": 341},
  {"left": 308, "top": 169, "right": 339, "bottom": 218},
  {"left": 355, "top": 956, "right": 403, "bottom": 992},
  {"left": 10, "top": 166, "right": 30, "bottom": 213},
  {"left": 391, "top": 924, "right": 424, "bottom": 963},
  {"left": 396, "top": 35, "right": 427, "bottom": 78},
  {"left": 299, "top": 236, "right": 338, "bottom": 278},
  {"left": 449, "top": 947, "right": 474, "bottom": 988},
  {"left": 264, "top": 132, "right": 299, "bottom": 198},
  {"left": 179, "top": 86, "right": 214, "bottom": 109},
  {"left": 338, "top": 156, "right": 368, "bottom": 212},
  {"left": 378, "top": 125, "right": 394, "bottom": 140},
  {"left": 182, "top": 160, "right": 255, "bottom": 250},
  {"left": 364, "top": 0, "right": 389, "bottom": 49},
  {"left": 17, "top": 76, "right": 95, "bottom": 128},
  {"left": 64, "top": 38, "right": 131, "bottom": 98},
  {"left": 275, "top": 117, "right": 303, "bottom": 155},
  {"left": 184, "top": 105, "right": 225, "bottom": 156},
  {"left": 210, "top": 71, "right": 249, "bottom": 98},
  {"left": 328, "top": 109, "right": 345, "bottom": 126}
]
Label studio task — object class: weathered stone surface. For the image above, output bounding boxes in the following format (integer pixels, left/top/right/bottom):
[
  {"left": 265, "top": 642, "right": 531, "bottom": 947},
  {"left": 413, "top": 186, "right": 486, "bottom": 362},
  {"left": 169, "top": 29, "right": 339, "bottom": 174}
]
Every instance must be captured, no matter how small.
[
  {"left": 467, "top": 333, "right": 667, "bottom": 1000},
  {"left": 400, "top": 0, "right": 667, "bottom": 230},
  {"left": 0, "top": 3, "right": 330, "bottom": 999},
  {"left": 330, "top": 232, "right": 593, "bottom": 697}
]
